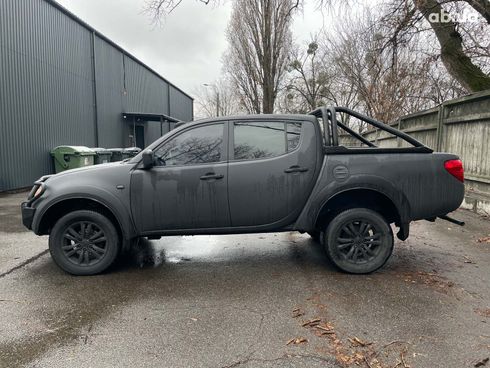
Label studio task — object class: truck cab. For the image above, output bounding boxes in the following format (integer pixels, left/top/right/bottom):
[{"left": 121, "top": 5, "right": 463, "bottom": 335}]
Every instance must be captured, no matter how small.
[{"left": 131, "top": 115, "right": 320, "bottom": 234}]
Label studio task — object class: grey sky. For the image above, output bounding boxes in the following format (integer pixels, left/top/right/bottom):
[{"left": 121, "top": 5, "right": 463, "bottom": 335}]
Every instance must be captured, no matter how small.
[{"left": 55, "top": 0, "right": 326, "bottom": 98}]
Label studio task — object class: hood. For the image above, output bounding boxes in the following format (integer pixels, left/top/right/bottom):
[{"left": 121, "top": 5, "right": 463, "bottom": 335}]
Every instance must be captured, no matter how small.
[
  {"left": 53, "top": 161, "right": 129, "bottom": 178},
  {"left": 41, "top": 160, "right": 135, "bottom": 194}
]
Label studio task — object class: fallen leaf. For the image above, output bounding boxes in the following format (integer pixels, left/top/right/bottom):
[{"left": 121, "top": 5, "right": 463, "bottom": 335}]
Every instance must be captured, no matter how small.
[
  {"left": 319, "top": 330, "right": 335, "bottom": 335},
  {"left": 286, "top": 337, "right": 308, "bottom": 345},
  {"left": 348, "top": 336, "right": 372, "bottom": 347},
  {"left": 475, "top": 309, "right": 490, "bottom": 318},
  {"left": 292, "top": 308, "right": 305, "bottom": 318},
  {"left": 302, "top": 318, "right": 321, "bottom": 327},
  {"left": 477, "top": 236, "right": 490, "bottom": 244},
  {"left": 315, "top": 325, "right": 334, "bottom": 332},
  {"left": 474, "top": 357, "right": 489, "bottom": 367}
]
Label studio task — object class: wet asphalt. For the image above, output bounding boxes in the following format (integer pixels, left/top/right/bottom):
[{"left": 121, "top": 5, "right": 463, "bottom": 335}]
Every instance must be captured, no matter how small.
[{"left": 0, "top": 192, "right": 489, "bottom": 368}]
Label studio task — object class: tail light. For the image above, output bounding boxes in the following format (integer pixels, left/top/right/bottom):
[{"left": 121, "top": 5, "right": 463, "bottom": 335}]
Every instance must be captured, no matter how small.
[{"left": 444, "top": 159, "right": 464, "bottom": 182}]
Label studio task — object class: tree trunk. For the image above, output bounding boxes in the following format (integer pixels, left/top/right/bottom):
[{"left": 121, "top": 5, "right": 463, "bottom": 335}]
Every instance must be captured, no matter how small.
[
  {"left": 262, "top": 0, "right": 275, "bottom": 113},
  {"left": 416, "top": 0, "right": 490, "bottom": 92}
]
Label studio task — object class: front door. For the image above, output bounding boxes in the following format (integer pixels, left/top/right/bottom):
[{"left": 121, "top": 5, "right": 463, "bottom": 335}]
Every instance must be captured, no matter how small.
[
  {"left": 130, "top": 122, "right": 230, "bottom": 233},
  {"left": 227, "top": 120, "right": 316, "bottom": 227}
]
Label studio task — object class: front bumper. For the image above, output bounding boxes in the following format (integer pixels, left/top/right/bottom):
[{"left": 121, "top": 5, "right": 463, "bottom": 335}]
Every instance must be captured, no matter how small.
[{"left": 21, "top": 202, "right": 36, "bottom": 230}]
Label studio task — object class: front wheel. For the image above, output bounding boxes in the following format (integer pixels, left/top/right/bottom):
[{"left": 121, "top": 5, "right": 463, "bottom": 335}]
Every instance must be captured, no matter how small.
[
  {"left": 49, "top": 210, "right": 120, "bottom": 275},
  {"left": 324, "top": 208, "right": 393, "bottom": 274}
]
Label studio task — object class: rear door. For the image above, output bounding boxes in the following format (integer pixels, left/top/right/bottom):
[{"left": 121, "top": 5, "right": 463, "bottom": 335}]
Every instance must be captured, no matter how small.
[{"left": 227, "top": 119, "right": 317, "bottom": 228}]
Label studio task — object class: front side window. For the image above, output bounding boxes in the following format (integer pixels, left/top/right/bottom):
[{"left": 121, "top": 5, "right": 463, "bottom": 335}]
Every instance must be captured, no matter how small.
[
  {"left": 233, "top": 122, "right": 302, "bottom": 160},
  {"left": 154, "top": 124, "right": 224, "bottom": 166}
]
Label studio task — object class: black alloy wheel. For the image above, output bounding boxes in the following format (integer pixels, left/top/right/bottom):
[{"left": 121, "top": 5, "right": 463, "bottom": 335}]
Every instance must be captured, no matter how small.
[
  {"left": 324, "top": 208, "right": 393, "bottom": 274},
  {"left": 49, "top": 210, "right": 119, "bottom": 275},
  {"left": 61, "top": 221, "right": 108, "bottom": 266}
]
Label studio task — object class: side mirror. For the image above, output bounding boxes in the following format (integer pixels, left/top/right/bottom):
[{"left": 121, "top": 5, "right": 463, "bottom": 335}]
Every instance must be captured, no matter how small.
[{"left": 141, "top": 149, "right": 154, "bottom": 169}]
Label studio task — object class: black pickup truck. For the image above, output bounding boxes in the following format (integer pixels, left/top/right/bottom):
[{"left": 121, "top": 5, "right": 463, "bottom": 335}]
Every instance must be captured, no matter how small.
[{"left": 22, "top": 107, "right": 465, "bottom": 275}]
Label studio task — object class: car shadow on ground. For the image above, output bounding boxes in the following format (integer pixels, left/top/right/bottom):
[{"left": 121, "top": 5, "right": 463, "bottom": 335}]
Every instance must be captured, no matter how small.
[{"left": 111, "top": 234, "right": 335, "bottom": 273}]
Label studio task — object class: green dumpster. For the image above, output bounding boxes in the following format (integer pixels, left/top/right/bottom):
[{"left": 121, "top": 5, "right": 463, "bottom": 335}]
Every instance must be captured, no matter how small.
[
  {"left": 91, "top": 148, "right": 112, "bottom": 164},
  {"left": 122, "top": 147, "right": 141, "bottom": 159},
  {"left": 107, "top": 148, "right": 123, "bottom": 162},
  {"left": 50, "top": 146, "right": 95, "bottom": 173}
]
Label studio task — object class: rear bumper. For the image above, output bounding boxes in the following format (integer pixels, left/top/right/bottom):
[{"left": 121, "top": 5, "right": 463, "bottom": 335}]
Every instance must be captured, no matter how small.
[{"left": 21, "top": 202, "right": 36, "bottom": 230}]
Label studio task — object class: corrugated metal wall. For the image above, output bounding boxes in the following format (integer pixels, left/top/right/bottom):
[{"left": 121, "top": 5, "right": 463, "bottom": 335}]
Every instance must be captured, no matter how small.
[
  {"left": 123, "top": 56, "right": 170, "bottom": 114},
  {"left": 170, "top": 85, "right": 194, "bottom": 121},
  {"left": 93, "top": 36, "right": 125, "bottom": 148},
  {"left": 0, "top": 0, "right": 193, "bottom": 191},
  {"left": 0, "top": 0, "right": 96, "bottom": 191}
]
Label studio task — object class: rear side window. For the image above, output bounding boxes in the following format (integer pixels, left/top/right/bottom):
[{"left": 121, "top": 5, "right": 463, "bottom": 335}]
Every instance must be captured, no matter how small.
[
  {"left": 287, "top": 123, "right": 301, "bottom": 151},
  {"left": 154, "top": 123, "right": 224, "bottom": 166},
  {"left": 233, "top": 122, "right": 302, "bottom": 160}
]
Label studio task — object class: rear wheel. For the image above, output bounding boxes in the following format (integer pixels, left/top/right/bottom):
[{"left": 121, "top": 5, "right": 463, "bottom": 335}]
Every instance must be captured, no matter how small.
[
  {"left": 324, "top": 208, "right": 393, "bottom": 274},
  {"left": 49, "top": 210, "right": 120, "bottom": 275}
]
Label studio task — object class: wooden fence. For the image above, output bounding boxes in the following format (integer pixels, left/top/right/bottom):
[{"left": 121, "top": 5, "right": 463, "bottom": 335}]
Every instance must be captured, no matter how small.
[{"left": 339, "top": 90, "right": 490, "bottom": 199}]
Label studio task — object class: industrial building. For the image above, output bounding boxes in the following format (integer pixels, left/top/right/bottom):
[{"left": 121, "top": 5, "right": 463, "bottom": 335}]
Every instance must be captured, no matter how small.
[{"left": 0, "top": 0, "right": 193, "bottom": 191}]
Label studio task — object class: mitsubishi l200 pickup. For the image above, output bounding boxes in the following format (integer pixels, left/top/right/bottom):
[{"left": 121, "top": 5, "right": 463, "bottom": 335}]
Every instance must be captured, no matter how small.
[{"left": 22, "top": 107, "right": 465, "bottom": 275}]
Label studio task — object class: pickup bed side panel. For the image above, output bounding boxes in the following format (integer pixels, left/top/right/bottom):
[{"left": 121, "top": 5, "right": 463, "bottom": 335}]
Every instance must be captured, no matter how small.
[{"left": 295, "top": 152, "right": 464, "bottom": 231}]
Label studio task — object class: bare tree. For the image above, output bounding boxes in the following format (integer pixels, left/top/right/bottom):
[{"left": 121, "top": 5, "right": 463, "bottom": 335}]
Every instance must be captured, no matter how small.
[
  {"left": 314, "top": 8, "right": 466, "bottom": 125},
  {"left": 145, "top": 0, "right": 490, "bottom": 93},
  {"left": 224, "top": 0, "right": 296, "bottom": 114},
  {"left": 377, "top": 0, "right": 490, "bottom": 92},
  {"left": 194, "top": 78, "right": 244, "bottom": 119},
  {"left": 285, "top": 40, "right": 329, "bottom": 112},
  {"left": 144, "top": 0, "right": 216, "bottom": 21}
]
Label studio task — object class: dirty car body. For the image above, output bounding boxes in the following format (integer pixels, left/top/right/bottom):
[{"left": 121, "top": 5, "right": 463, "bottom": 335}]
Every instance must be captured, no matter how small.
[{"left": 21, "top": 107, "right": 465, "bottom": 275}]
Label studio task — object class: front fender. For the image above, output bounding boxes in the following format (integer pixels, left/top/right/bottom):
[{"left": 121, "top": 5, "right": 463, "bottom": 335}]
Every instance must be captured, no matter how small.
[{"left": 32, "top": 188, "right": 136, "bottom": 239}]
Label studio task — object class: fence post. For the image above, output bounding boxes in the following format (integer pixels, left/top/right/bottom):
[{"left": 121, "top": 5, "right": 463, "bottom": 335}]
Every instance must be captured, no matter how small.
[
  {"left": 436, "top": 104, "right": 445, "bottom": 152},
  {"left": 397, "top": 118, "right": 402, "bottom": 147}
]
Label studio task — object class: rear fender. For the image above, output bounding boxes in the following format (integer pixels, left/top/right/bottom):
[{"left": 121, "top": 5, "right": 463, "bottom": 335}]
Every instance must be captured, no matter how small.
[{"left": 295, "top": 174, "right": 411, "bottom": 234}]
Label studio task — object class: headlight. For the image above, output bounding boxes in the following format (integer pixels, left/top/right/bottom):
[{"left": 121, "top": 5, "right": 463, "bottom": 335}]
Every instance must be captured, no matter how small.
[
  {"left": 27, "top": 176, "right": 52, "bottom": 202},
  {"left": 33, "top": 185, "right": 45, "bottom": 199}
]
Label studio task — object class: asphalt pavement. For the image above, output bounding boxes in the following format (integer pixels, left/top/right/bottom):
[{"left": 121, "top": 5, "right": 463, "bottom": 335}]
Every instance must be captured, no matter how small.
[{"left": 0, "top": 191, "right": 489, "bottom": 368}]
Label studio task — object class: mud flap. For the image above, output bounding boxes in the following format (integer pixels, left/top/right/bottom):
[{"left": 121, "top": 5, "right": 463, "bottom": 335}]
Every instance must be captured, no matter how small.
[{"left": 396, "top": 223, "right": 409, "bottom": 241}]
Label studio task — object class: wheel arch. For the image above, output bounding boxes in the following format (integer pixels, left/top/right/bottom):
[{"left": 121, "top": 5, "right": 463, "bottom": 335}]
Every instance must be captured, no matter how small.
[
  {"left": 36, "top": 197, "right": 130, "bottom": 243},
  {"left": 314, "top": 187, "right": 410, "bottom": 240}
]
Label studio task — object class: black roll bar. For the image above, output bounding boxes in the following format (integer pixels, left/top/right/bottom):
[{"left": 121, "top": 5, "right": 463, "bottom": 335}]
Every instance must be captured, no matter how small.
[
  {"left": 326, "top": 107, "right": 339, "bottom": 146},
  {"left": 308, "top": 106, "right": 430, "bottom": 149},
  {"left": 336, "top": 121, "right": 376, "bottom": 147},
  {"left": 309, "top": 107, "right": 332, "bottom": 146}
]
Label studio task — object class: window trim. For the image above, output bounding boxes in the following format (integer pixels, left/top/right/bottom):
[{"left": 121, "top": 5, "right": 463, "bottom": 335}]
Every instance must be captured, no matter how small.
[
  {"left": 229, "top": 120, "right": 303, "bottom": 163},
  {"left": 152, "top": 122, "right": 228, "bottom": 168}
]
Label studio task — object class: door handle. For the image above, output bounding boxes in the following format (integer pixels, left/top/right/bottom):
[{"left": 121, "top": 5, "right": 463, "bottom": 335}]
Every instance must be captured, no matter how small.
[
  {"left": 284, "top": 165, "right": 309, "bottom": 173},
  {"left": 200, "top": 172, "right": 224, "bottom": 180}
]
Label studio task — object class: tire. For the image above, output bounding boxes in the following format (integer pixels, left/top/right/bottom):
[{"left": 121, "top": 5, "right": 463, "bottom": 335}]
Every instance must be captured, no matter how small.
[
  {"left": 324, "top": 208, "right": 393, "bottom": 274},
  {"left": 49, "top": 210, "right": 120, "bottom": 276}
]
